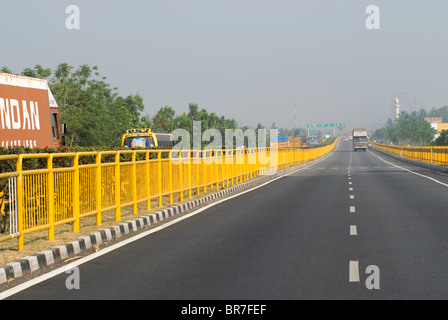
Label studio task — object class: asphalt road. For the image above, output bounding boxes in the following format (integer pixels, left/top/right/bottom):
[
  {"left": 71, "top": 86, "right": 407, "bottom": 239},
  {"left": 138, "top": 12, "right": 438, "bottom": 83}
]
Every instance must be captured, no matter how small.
[{"left": 4, "top": 140, "right": 448, "bottom": 300}]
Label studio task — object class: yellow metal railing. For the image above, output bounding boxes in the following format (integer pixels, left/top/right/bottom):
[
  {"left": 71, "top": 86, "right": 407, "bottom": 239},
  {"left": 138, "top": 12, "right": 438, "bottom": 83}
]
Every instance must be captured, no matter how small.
[
  {"left": 0, "top": 140, "right": 337, "bottom": 250},
  {"left": 371, "top": 141, "right": 448, "bottom": 166}
]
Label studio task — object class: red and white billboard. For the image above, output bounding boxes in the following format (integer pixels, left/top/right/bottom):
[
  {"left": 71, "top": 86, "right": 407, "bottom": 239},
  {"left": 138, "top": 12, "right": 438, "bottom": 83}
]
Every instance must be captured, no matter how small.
[{"left": 0, "top": 73, "right": 58, "bottom": 148}]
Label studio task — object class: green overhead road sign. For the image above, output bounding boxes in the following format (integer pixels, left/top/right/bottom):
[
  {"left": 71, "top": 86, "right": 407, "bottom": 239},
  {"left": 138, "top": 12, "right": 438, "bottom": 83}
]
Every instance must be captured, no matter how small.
[{"left": 307, "top": 123, "right": 346, "bottom": 128}]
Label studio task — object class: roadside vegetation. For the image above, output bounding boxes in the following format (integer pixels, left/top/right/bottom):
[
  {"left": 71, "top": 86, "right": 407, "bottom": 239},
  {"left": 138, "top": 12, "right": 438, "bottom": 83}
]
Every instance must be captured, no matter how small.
[
  {"left": 1, "top": 63, "right": 335, "bottom": 151},
  {"left": 1, "top": 64, "right": 244, "bottom": 148},
  {"left": 371, "top": 109, "right": 438, "bottom": 146},
  {"left": 433, "top": 130, "right": 448, "bottom": 146}
]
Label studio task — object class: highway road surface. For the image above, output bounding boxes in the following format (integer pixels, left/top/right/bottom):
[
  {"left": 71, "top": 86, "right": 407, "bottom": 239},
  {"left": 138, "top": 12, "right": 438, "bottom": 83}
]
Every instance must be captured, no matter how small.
[{"left": 3, "top": 139, "right": 448, "bottom": 301}]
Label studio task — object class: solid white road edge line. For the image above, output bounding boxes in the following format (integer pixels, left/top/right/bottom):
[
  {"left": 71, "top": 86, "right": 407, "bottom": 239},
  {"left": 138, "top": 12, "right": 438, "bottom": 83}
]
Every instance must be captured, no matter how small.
[{"left": 370, "top": 151, "right": 448, "bottom": 188}]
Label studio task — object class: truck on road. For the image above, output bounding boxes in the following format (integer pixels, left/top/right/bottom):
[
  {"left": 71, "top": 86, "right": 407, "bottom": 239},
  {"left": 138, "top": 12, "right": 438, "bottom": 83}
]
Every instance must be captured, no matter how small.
[
  {"left": 352, "top": 128, "right": 368, "bottom": 151},
  {"left": 0, "top": 73, "right": 63, "bottom": 149}
]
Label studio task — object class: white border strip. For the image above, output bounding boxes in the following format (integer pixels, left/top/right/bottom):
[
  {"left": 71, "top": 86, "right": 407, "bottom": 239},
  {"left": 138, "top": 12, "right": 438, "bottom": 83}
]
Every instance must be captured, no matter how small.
[
  {"left": 0, "top": 73, "right": 48, "bottom": 90},
  {"left": 349, "top": 260, "right": 360, "bottom": 282}
]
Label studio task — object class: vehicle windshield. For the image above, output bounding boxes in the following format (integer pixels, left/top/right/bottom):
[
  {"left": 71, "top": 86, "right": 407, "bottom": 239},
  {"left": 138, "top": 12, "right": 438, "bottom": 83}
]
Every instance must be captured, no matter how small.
[{"left": 124, "top": 136, "right": 155, "bottom": 148}]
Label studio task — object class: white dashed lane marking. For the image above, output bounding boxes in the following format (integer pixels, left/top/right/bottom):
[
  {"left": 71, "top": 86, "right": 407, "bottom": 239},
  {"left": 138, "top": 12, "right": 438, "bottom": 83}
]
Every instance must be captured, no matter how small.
[{"left": 349, "top": 261, "right": 360, "bottom": 282}]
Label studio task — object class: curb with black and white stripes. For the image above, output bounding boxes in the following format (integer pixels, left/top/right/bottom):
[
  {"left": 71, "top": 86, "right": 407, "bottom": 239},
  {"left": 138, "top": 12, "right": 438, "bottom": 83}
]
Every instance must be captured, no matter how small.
[{"left": 0, "top": 151, "right": 335, "bottom": 285}]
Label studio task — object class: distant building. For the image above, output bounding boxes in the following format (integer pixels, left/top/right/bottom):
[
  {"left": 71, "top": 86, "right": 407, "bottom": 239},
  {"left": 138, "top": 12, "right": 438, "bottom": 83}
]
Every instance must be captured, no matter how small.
[
  {"left": 437, "top": 123, "right": 448, "bottom": 137},
  {"left": 424, "top": 117, "right": 443, "bottom": 124},
  {"left": 425, "top": 118, "right": 448, "bottom": 139}
]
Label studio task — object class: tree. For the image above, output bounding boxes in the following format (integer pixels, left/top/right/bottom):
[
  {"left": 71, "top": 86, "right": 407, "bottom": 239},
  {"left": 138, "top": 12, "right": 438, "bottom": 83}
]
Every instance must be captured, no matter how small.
[
  {"left": 1, "top": 66, "right": 12, "bottom": 73},
  {"left": 140, "top": 115, "right": 152, "bottom": 128},
  {"left": 48, "top": 63, "right": 150, "bottom": 147},
  {"left": 150, "top": 103, "right": 245, "bottom": 148},
  {"left": 372, "top": 111, "right": 436, "bottom": 146},
  {"left": 20, "top": 65, "right": 52, "bottom": 79},
  {"left": 433, "top": 130, "right": 448, "bottom": 146},
  {"left": 187, "top": 103, "right": 199, "bottom": 121},
  {"left": 4, "top": 63, "right": 258, "bottom": 149},
  {"left": 152, "top": 106, "right": 176, "bottom": 131}
]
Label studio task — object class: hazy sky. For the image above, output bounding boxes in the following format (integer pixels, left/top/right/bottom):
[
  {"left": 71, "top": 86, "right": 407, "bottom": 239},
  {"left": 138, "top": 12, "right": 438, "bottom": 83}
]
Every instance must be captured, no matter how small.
[{"left": 1, "top": 0, "right": 447, "bottom": 132}]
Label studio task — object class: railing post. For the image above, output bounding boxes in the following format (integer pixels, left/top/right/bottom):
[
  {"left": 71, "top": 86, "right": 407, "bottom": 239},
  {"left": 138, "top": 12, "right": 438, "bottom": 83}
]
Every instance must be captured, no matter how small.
[
  {"left": 47, "top": 155, "right": 55, "bottom": 241},
  {"left": 232, "top": 150, "right": 236, "bottom": 186},
  {"left": 203, "top": 150, "right": 207, "bottom": 192},
  {"left": 115, "top": 151, "right": 121, "bottom": 222},
  {"left": 236, "top": 149, "right": 240, "bottom": 184},
  {"left": 220, "top": 150, "right": 224, "bottom": 189},
  {"left": 256, "top": 148, "right": 260, "bottom": 177},
  {"left": 445, "top": 147, "right": 448, "bottom": 166},
  {"left": 73, "top": 153, "right": 80, "bottom": 232},
  {"left": 16, "top": 155, "right": 24, "bottom": 251},
  {"left": 431, "top": 146, "right": 434, "bottom": 164},
  {"left": 96, "top": 152, "right": 102, "bottom": 225},
  {"left": 158, "top": 151, "right": 162, "bottom": 207},
  {"left": 211, "top": 151, "right": 215, "bottom": 190},
  {"left": 179, "top": 150, "right": 183, "bottom": 202},
  {"left": 243, "top": 149, "right": 246, "bottom": 181},
  {"left": 225, "top": 150, "right": 230, "bottom": 187},
  {"left": 217, "top": 151, "right": 221, "bottom": 188},
  {"left": 146, "top": 151, "right": 151, "bottom": 210},
  {"left": 132, "top": 151, "right": 137, "bottom": 214},
  {"left": 196, "top": 151, "right": 200, "bottom": 195},
  {"left": 169, "top": 151, "right": 173, "bottom": 204},
  {"left": 188, "top": 151, "right": 192, "bottom": 199}
]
